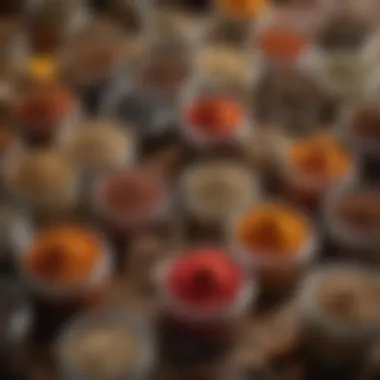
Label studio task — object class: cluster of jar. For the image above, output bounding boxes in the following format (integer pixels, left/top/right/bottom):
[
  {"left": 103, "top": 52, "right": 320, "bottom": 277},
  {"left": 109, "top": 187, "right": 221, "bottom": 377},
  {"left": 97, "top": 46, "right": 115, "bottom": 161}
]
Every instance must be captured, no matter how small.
[{"left": 0, "top": 0, "right": 380, "bottom": 380}]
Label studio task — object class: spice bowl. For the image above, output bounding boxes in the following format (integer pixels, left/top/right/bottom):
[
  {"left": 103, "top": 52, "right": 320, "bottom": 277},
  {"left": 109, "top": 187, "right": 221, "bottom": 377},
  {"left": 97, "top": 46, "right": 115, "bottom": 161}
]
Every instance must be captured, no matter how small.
[
  {"left": 154, "top": 247, "right": 255, "bottom": 365},
  {"left": 125, "top": 36, "right": 195, "bottom": 154},
  {"left": 56, "top": 307, "right": 156, "bottom": 380},
  {"left": 179, "top": 75, "right": 253, "bottom": 161},
  {"left": 179, "top": 160, "right": 260, "bottom": 242},
  {"left": 338, "top": 100, "right": 380, "bottom": 182},
  {"left": 301, "top": 10, "right": 379, "bottom": 99},
  {"left": 0, "top": 277, "right": 34, "bottom": 378},
  {"left": 277, "top": 131, "right": 356, "bottom": 214},
  {"left": 59, "top": 17, "right": 128, "bottom": 115},
  {"left": 251, "top": 9, "right": 312, "bottom": 68},
  {"left": 212, "top": 0, "right": 267, "bottom": 48},
  {"left": 297, "top": 263, "right": 380, "bottom": 371},
  {"left": 15, "top": 224, "right": 114, "bottom": 337},
  {"left": 11, "top": 79, "right": 81, "bottom": 147},
  {"left": 228, "top": 201, "right": 318, "bottom": 296},
  {"left": 26, "top": 0, "right": 88, "bottom": 55},
  {"left": 92, "top": 167, "right": 171, "bottom": 253},
  {"left": 195, "top": 38, "right": 262, "bottom": 101},
  {"left": 323, "top": 179, "right": 380, "bottom": 264},
  {"left": 143, "top": 3, "right": 212, "bottom": 50},
  {"left": 253, "top": 65, "right": 325, "bottom": 137}
]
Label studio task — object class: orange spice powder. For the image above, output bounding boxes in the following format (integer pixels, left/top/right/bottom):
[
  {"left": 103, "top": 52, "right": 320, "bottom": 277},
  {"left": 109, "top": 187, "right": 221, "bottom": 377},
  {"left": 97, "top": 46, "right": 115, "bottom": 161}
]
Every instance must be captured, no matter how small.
[
  {"left": 24, "top": 225, "right": 103, "bottom": 285},
  {"left": 236, "top": 203, "right": 310, "bottom": 257},
  {"left": 186, "top": 96, "right": 244, "bottom": 138},
  {"left": 219, "top": 0, "right": 268, "bottom": 20},
  {"left": 288, "top": 132, "right": 352, "bottom": 181},
  {"left": 257, "top": 29, "right": 308, "bottom": 63}
]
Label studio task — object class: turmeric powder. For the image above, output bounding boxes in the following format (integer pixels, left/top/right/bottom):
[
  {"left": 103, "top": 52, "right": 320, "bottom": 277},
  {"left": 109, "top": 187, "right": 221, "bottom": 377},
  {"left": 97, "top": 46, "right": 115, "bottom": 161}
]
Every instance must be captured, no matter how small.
[
  {"left": 219, "top": 0, "right": 268, "bottom": 20},
  {"left": 24, "top": 225, "right": 103, "bottom": 285},
  {"left": 236, "top": 203, "right": 310, "bottom": 257},
  {"left": 289, "top": 132, "right": 352, "bottom": 181}
]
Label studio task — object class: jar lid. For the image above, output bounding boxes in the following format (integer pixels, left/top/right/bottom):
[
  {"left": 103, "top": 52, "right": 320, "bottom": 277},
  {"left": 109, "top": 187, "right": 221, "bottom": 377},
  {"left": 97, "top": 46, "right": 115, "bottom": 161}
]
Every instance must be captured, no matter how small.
[{"left": 166, "top": 248, "right": 243, "bottom": 310}]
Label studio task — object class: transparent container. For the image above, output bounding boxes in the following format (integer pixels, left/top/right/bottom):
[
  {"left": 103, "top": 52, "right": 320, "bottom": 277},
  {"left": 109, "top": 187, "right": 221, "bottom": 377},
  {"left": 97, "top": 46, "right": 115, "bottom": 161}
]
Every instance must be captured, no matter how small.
[
  {"left": 56, "top": 307, "right": 156, "bottom": 380},
  {"left": 26, "top": 0, "right": 88, "bottom": 54},
  {"left": 58, "top": 17, "right": 127, "bottom": 115},
  {"left": 143, "top": 0, "right": 212, "bottom": 49},
  {"left": 195, "top": 30, "right": 262, "bottom": 99},
  {"left": 0, "top": 278, "right": 34, "bottom": 378},
  {"left": 228, "top": 201, "right": 318, "bottom": 294},
  {"left": 251, "top": 9, "right": 312, "bottom": 68},
  {"left": 338, "top": 100, "right": 380, "bottom": 181},
  {"left": 179, "top": 160, "right": 260, "bottom": 241},
  {"left": 277, "top": 132, "right": 356, "bottom": 212},
  {"left": 15, "top": 226, "right": 114, "bottom": 304},
  {"left": 3, "top": 148, "right": 81, "bottom": 222},
  {"left": 298, "top": 263, "right": 380, "bottom": 367},
  {"left": 179, "top": 75, "right": 252, "bottom": 159},
  {"left": 253, "top": 65, "right": 325, "bottom": 136},
  {"left": 323, "top": 179, "right": 380, "bottom": 263},
  {"left": 213, "top": 0, "right": 267, "bottom": 48},
  {"left": 92, "top": 168, "right": 170, "bottom": 235},
  {"left": 301, "top": 10, "right": 378, "bottom": 98},
  {"left": 11, "top": 80, "right": 81, "bottom": 147},
  {"left": 155, "top": 247, "right": 255, "bottom": 364}
]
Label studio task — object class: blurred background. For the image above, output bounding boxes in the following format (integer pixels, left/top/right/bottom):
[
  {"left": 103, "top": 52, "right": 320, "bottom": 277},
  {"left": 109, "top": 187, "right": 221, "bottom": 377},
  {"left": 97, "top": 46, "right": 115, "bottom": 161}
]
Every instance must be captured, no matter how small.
[{"left": 1, "top": 1, "right": 380, "bottom": 380}]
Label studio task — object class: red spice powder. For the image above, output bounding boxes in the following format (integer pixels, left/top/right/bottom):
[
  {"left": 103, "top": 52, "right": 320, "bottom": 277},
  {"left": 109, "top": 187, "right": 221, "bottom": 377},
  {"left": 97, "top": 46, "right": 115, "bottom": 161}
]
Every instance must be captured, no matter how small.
[
  {"left": 98, "top": 170, "right": 165, "bottom": 220},
  {"left": 166, "top": 249, "right": 243, "bottom": 309},
  {"left": 185, "top": 96, "right": 244, "bottom": 138},
  {"left": 257, "top": 28, "right": 308, "bottom": 63},
  {"left": 14, "top": 84, "right": 74, "bottom": 130}
]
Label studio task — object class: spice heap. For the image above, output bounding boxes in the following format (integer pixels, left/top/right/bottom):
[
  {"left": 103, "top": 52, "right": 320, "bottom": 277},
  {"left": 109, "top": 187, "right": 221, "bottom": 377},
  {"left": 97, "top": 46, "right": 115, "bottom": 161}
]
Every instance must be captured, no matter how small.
[
  {"left": 218, "top": 0, "right": 269, "bottom": 20},
  {"left": 5, "top": 150, "right": 75, "bottom": 203},
  {"left": 236, "top": 203, "right": 311, "bottom": 257},
  {"left": 23, "top": 225, "right": 103, "bottom": 285},
  {"left": 13, "top": 83, "right": 74, "bottom": 132},
  {"left": 185, "top": 96, "right": 244, "bottom": 138},
  {"left": 183, "top": 162, "right": 255, "bottom": 220},
  {"left": 96, "top": 170, "right": 166, "bottom": 225},
  {"left": 64, "top": 325, "right": 140, "bottom": 377},
  {"left": 256, "top": 28, "right": 308, "bottom": 63},
  {"left": 166, "top": 249, "right": 243, "bottom": 309},
  {"left": 288, "top": 132, "right": 352, "bottom": 182},
  {"left": 63, "top": 120, "right": 134, "bottom": 172},
  {"left": 315, "top": 267, "right": 380, "bottom": 326}
]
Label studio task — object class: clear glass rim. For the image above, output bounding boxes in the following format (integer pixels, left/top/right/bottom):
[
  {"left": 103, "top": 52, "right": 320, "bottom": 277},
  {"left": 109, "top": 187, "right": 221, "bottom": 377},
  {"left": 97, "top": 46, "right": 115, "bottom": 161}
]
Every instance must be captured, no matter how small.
[
  {"left": 323, "top": 178, "right": 380, "bottom": 250},
  {"left": 338, "top": 99, "right": 380, "bottom": 156},
  {"left": 179, "top": 160, "right": 261, "bottom": 221},
  {"left": 154, "top": 250, "right": 256, "bottom": 322},
  {"left": 15, "top": 229, "right": 114, "bottom": 300},
  {"left": 92, "top": 168, "right": 170, "bottom": 230},
  {"left": 277, "top": 131, "right": 357, "bottom": 193},
  {"left": 56, "top": 307, "right": 156, "bottom": 380},
  {"left": 227, "top": 200, "right": 318, "bottom": 268},
  {"left": 297, "top": 262, "right": 380, "bottom": 339},
  {"left": 178, "top": 73, "right": 253, "bottom": 147}
]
